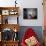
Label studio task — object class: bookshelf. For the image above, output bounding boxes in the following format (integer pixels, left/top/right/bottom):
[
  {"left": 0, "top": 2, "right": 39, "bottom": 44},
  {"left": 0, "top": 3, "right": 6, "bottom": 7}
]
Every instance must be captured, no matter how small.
[{"left": 0, "top": 7, "right": 20, "bottom": 46}]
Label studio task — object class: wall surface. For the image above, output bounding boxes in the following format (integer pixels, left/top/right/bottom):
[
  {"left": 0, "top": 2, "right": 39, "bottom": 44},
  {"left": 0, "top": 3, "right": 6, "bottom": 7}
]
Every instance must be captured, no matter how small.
[
  {"left": 43, "top": 0, "right": 46, "bottom": 27},
  {"left": 18, "top": 0, "right": 43, "bottom": 26},
  {"left": 0, "top": 0, "right": 43, "bottom": 26}
]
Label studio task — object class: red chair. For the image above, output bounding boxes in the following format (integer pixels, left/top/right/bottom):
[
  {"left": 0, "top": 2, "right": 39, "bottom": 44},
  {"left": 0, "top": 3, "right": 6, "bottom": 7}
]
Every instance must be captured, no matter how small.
[{"left": 21, "top": 28, "right": 41, "bottom": 46}]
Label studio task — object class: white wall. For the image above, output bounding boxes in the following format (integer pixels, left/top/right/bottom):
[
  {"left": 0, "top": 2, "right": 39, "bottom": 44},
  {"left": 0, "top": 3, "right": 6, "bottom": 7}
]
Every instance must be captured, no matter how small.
[
  {"left": 18, "top": 0, "right": 43, "bottom": 26},
  {"left": 0, "top": 0, "right": 43, "bottom": 26}
]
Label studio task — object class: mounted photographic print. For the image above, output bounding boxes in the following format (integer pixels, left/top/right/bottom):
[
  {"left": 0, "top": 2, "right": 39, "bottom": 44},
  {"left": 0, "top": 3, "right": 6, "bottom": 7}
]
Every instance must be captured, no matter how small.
[
  {"left": 2, "top": 16, "right": 18, "bottom": 24},
  {"left": 23, "top": 8, "right": 37, "bottom": 19},
  {"left": 2, "top": 10, "right": 9, "bottom": 15}
]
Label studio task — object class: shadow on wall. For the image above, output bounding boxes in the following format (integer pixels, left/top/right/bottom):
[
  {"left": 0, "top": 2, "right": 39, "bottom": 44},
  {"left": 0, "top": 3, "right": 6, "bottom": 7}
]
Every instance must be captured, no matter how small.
[{"left": 18, "top": 26, "right": 44, "bottom": 45}]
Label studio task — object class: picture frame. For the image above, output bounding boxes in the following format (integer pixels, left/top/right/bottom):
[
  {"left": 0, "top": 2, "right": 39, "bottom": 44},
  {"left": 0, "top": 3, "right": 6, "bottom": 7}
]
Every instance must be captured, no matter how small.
[
  {"left": 2, "top": 10, "right": 9, "bottom": 15},
  {"left": 23, "top": 8, "right": 37, "bottom": 19},
  {"left": 9, "top": 10, "right": 18, "bottom": 15},
  {"left": 2, "top": 16, "right": 18, "bottom": 24}
]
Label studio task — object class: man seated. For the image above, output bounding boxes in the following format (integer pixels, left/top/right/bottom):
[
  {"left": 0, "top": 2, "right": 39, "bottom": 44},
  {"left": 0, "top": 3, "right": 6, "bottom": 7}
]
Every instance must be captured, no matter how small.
[{"left": 21, "top": 28, "right": 41, "bottom": 46}]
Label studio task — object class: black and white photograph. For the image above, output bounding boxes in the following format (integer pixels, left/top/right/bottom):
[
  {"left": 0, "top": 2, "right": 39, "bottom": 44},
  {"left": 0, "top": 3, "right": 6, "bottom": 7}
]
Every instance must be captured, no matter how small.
[{"left": 23, "top": 8, "right": 37, "bottom": 19}]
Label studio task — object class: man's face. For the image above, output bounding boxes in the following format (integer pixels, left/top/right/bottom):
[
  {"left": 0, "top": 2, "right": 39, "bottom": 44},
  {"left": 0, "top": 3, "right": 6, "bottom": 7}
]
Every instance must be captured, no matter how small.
[{"left": 25, "top": 36, "right": 38, "bottom": 46}]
